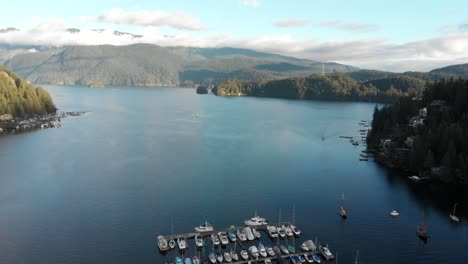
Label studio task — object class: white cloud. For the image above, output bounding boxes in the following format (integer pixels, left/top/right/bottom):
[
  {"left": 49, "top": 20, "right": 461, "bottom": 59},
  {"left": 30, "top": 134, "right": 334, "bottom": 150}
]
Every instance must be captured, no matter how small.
[
  {"left": 240, "top": 0, "right": 261, "bottom": 8},
  {"left": 96, "top": 8, "right": 206, "bottom": 31},
  {"left": 319, "top": 20, "right": 378, "bottom": 31},
  {"left": 1, "top": 20, "right": 467, "bottom": 72},
  {"left": 274, "top": 19, "right": 310, "bottom": 28}
]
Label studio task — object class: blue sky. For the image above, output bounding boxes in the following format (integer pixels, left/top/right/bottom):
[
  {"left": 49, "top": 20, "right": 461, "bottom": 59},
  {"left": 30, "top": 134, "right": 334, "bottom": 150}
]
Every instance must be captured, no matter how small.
[{"left": 0, "top": 0, "right": 467, "bottom": 71}]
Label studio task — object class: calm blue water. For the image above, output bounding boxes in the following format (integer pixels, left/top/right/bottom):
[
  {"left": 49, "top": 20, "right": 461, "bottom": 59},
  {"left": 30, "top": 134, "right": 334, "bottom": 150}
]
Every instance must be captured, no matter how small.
[{"left": 0, "top": 86, "right": 467, "bottom": 264}]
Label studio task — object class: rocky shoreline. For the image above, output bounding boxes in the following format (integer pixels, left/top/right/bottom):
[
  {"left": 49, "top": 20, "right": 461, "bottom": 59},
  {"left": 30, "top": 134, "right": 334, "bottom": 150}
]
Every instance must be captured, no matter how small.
[{"left": 0, "top": 111, "right": 86, "bottom": 135}]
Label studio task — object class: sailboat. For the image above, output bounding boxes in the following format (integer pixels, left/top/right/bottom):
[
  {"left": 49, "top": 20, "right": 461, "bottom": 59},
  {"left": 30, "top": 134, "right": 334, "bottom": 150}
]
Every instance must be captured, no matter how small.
[
  {"left": 169, "top": 220, "right": 176, "bottom": 249},
  {"left": 417, "top": 211, "right": 429, "bottom": 241},
  {"left": 354, "top": 250, "right": 360, "bottom": 264},
  {"left": 450, "top": 203, "right": 460, "bottom": 222},
  {"left": 339, "top": 193, "right": 347, "bottom": 219}
]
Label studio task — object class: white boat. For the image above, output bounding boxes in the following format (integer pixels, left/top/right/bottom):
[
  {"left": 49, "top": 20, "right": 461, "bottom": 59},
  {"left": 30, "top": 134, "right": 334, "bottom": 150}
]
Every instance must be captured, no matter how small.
[
  {"left": 277, "top": 226, "right": 286, "bottom": 238},
  {"left": 304, "top": 254, "right": 314, "bottom": 263},
  {"left": 195, "top": 235, "right": 204, "bottom": 247},
  {"left": 258, "top": 243, "right": 268, "bottom": 258},
  {"left": 231, "top": 249, "right": 239, "bottom": 261},
  {"left": 157, "top": 235, "right": 170, "bottom": 252},
  {"left": 184, "top": 257, "right": 192, "bottom": 264},
  {"left": 224, "top": 252, "right": 232, "bottom": 263},
  {"left": 264, "top": 258, "right": 272, "bottom": 264},
  {"left": 390, "top": 210, "right": 400, "bottom": 217},
  {"left": 244, "top": 212, "right": 268, "bottom": 226},
  {"left": 208, "top": 253, "right": 216, "bottom": 264},
  {"left": 266, "top": 226, "right": 278, "bottom": 238},
  {"left": 240, "top": 250, "right": 249, "bottom": 260},
  {"left": 300, "top": 242, "right": 310, "bottom": 252},
  {"left": 195, "top": 221, "right": 214, "bottom": 233},
  {"left": 301, "top": 240, "right": 316, "bottom": 252},
  {"left": 450, "top": 203, "right": 460, "bottom": 222},
  {"left": 266, "top": 245, "right": 275, "bottom": 257},
  {"left": 177, "top": 237, "right": 187, "bottom": 250},
  {"left": 280, "top": 245, "right": 289, "bottom": 255},
  {"left": 291, "top": 225, "right": 301, "bottom": 236},
  {"left": 169, "top": 239, "right": 176, "bottom": 249},
  {"left": 318, "top": 245, "right": 334, "bottom": 261},
  {"left": 283, "top": 225, "right": 293, "bottom": 237},
  {"left": 218, "top": 232, "right": 229, "bottom": 245},
  {"left": 248, "top": 245, "right": 259, "bottom": 259},
  {"left": 211, "top": 234, "right": 220, "bottom": 246},
  {"left": 216, "top": 253, "right": 223, "bottom": 263},
  {"left": 252, "top": 228, "right": 261, "bottom": 239},
  {"left": 237, "top": 228, "right": 247, "bottom": 241},
  {"left": 243, "top": 227, "right": 255, "bottom": 241}
]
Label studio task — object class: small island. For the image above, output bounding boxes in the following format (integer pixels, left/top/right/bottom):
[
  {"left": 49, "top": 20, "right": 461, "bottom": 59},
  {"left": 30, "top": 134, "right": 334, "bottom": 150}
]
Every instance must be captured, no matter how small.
[{"left": 367, "top": 78, "right": 468, "bottom": 184}]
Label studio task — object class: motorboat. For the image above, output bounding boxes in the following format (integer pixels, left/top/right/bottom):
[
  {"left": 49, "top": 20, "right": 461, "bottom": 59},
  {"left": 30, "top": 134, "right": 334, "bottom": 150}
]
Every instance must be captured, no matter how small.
[
  {"left": 266, "top": 225, "right": 278, "bottom": 238},
  {"left": 288, "top": 245, "right": 296, "bottom": 254},
  {"left": 252, "top": 228, "right": 261, "bottom": 239},
  {"left": 228, "top": 231, "right": 237, "bottom": 242},
  {"left": 208, "top": 253, "right": 216, "bottom": 264},
  {"left": 177, "top": 237, "right": 187, "bottom": 250},
  {"left": 216, "top": 253, "right": 223, "bottom": 263},
  {"left": 157, "top": 235, "right": 170, "bottom": 252},
  {"left": 240, "top": 250, "right": 249, "bottom": 260},
  {"left": 243, "top": 227, "right": 255, "bottom": 241},
  {"left": 450, "top": 203, "right": 460, "bottom": 222},
  {"left": 237, "top": 228, "right": 247, "bottom": 241},
  {"left": 277, "top": 226, "right": 286, "bottom": 238},
  {"left": 192, "top": 256, "right": 200, "bottom": 264},
  {"left": 195, "top": 221, "right": 214, "bottom": 233},
  {"left": 390, "top": 210, "right": 400, "bottom": 217},
  {"left": 300, "top": 240, "right": 316, "bottom": 252},
  {"left": 290, "top": 255, "right": 300, "bottom": 264},
  {"left": 169, "top": 239, "right": 176, "bottom": 249},
  {"left": 266, "top": 245, "right": 275, "bottom": 257},
  {"left": 298, "top": 255, "right": 306, "bottom": 263},
  {"left": 318, "top": 245, "right": 334, "bottom": 261},
  {"left": 248, "top": 245, "right": 259, "bottom": 259},
  {"left": 304, "top": 254, "right": 314, "bottom": 263},
  {"left": 184, "top": 257, "right": 192, "bottom": 264},
  {"left": 264, "top": 258, "right": 272, "bottom": 264},
  {"left": 230, "top": 249, "right": 239, "bottom": 261},
  {"left": 175, "top": 257, "right": 183, "bottom": 264},
  {"left": 291, "top": 225, "right": 301, "bottom": 236},
  {"left": 300, "top": 242, "right": 310, "bottom": 252},
  {"left": 244, "top": 214, "right": 268, "bottom": 226},
  {"left": 312, "top": 254, "right": 321, "bottom": 263},
  {"left": 284, "top": 225, "right": 293, "bottom": 237},
  {"left": 280, "top": 245, "right": 289, "bottom": 255},
  {"left": 218, "top": 232, "right": 229, "bottom": 245},
  {"left": 195, "top": 235, "right": 204, "bottom": 248},
  {"left": 258, "top": 243, "right": 268, "bottom": 258},
  {"left": 223, "top": 252, "right": 232, "bottom": 263},
  {"left": 211, "top": 234, "right": 220, "bottom": 246},
  {"left": 273, "top": 246, "right": 282, "bottom": 256}
]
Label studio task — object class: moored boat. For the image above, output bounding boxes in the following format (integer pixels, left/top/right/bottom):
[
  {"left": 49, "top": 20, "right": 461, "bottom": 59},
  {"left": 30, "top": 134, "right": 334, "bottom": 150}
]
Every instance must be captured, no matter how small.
[
  {"left": 288, "top": 244, "right": 296, "bottom": 254},
  {"left": 300, "top": 240, "right": 316, "bottom": 252},
  {"left": 273, "top": 246, "right": 282, "bottom": 256},
  {"left": 184, "top": 257, "right": 192, "bottom": 264},
  {"left": 237, "top": 228, "right": 247, "bottom": 241},
  {"left": 195, "top": 221, "right": 214, "bottom": 233},
  {"left": 266, "top": 245, "right": 275, "bottom": 257},
  {"left": 291, "top": 225, "right": 301, "bottom": 236},
  {"left": 157, "top": 235, "right": 170, "bottom": 252},
  {"left": 266, "top": 225, "right": 278, "bottom": 238},
  {"left": 244, "top": 227, "right": 255, "bottom": 241},
  {"left": 312, "top": 253, "right": 321, "bottom": 263},
  {"left": 192, "top": 256, "right": 200, "bottom": 264},
  {"left": 195, "top": 235, "right": 204, "bottom": 248},
  {"left": 339, "top": 193, "right": 347, "bottom": 219},
  {"left": 450, "top": 203, "right": 460, "bottom": 222},
  {"left": 248, "top": 245, "right": 259, "bottom": 259},
  {"left": 216, "top": 252, "right": 223, "bottom": 263},
  {"left": 318, "top": 245, "right": 334, "bottom": 261},
  {"left": 284, "top": 225, "right": 293, "bottom": 237},
  {"left": 211, "top": 234, "right": 220, "bottom": 246},
  {"left": 175, "top": 257, "right": 183, "bottom": 264},
  {"left": 390, "top": 210, "right": 400, "bottom": 217},
  {"left": 252, "top": 228, "right": 261, "bottom": 239},
  {"left": 277, "top": 226, "right": 286, "bottom": 238},
  {"left": 258, "top": 243, "right": 268, "bottom": 258},
  {"left": 228, "top": 231, "right": 237, "bottom": 242},
  {"left": 169, "top": 239, "right": 176, "bottom": 249},
  {"left": 244, "top": 213, "right": 268, "bottom": 226},
  {"left": 290, "top": 255, "right": 300, "bottom": 264},
  {"left": 218, "top": 232, "right": 229, "bottom": 245},
  {"left": 223, "top": 252, "right": 232, "bottom": 263},
  {"left": 240, "top": 249, "right": 249, "bottom": 260},
  {"left": 417, "top": 211, "right": 430, "bottom": 241},
  {"left": 298, "top": 254, "right": 306, "bottom": 263},
  {"left": 208, "top": 253, "right": 216, "bottom": 264},
  {"left": 264, "top": 258, "right": 272, "bottom": 264},
  {"left": 231, "top": 249, "right": 239, "bottom": 261},
  {"left": 304, "top": 254, "right": 314, "bottom": 263},
  {"left": 177, "top": 237, "right": 187, "bottom": 250},
  {"left": 280, "top": 245, "right": 289, "bottom": 255}
]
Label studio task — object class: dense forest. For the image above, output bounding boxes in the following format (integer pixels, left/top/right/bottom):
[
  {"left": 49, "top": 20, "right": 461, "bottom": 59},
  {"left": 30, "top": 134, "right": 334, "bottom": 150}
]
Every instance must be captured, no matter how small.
[
  {"left": 213, "top": 73, "right": 426, "bottom": 102},
  {"left": 0, "top": 65, "right": 56, "bottom": 117},
  {"left": 368, "top": 78, "right": 468, "bottom": 184}
]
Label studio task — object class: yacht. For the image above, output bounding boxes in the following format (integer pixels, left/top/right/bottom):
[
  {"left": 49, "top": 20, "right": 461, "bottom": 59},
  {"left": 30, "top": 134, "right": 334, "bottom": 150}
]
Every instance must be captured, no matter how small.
[
  {"left": 194, "top": 221, "right": 214, "bottom": 233},
  {"left": 211, "top": 234, "right": 220, "bottom": 246},
  {"left": 240, "top": 250, "right": 249, "bottom": 260},
  {"left": 266, "top": 245, "right": 275, "bottom": 257},
  {"left": 266, "top": 225, "right": 278, "bottom": 238},
  {"left": 231, "top": 249, "right": 239, "bottom": 261},
  {"left": 223, "top": 252, "right": 232, "bottom": 263},
  {"left": 291, "top": 225, "right": 301, "bottom": 236},
  {"left": 177, "top": 237, "right": 187, "bottom": 250},
  {"left": 300, "top": 240, "right": 315, "bottom": 252},
  {"left": 237, "top": 228, "right": 247, "bottom": 241},
  {"left": 277, "top": 226, "right": 286, "bottom": 238},
  {"left": 244, "top": 215, "right": 268, "bottom": 226},
  {"left": 258, "top": 243, "right": 268, "bottom": 258},
  {"left": 248, "top": 245, "right": 259, "bottom": 259},
  {"left": 228, "top": 231, "right": 237, "bottom": 242},
  {"left": 318, "top": 245, "right": 334, "bottom": 261},
  {"left": 157, "top": 235, "right": 170, "bottom": 252},
  {"left": 195, "top": 235, "right": 204, "bottom": 248},
  {"left": 243, "top": 227, "right": 255, "bottom": 241},
  {"left": 252, "top": 228, "right": 261, "bottom": 239},
  {"left": 217, "top": 232, "right": 229, "bottom": 245},
  {"left": 208, "top": 253, "right": 216, "bottom": 264}
]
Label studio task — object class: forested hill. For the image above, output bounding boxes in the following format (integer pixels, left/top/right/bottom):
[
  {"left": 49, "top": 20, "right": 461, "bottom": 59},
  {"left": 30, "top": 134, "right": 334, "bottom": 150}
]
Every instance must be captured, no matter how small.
[
  {"left": 368, "top": 78, "right": 468, "bottom": 184},
  {"left": 213, "top": 73, "right": 427, "bottom": 102},
  {"left": 3, "top": 44, "right": 357, "bottom": 87},
  {"left": 430, "top": 63, "right": 468, "bottom": 78},
  {"left": 0, "top": 65, "right": 56, "bottom": 117}
]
